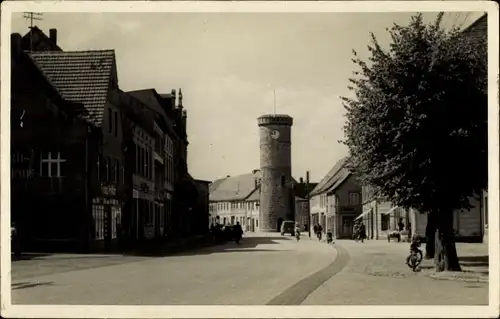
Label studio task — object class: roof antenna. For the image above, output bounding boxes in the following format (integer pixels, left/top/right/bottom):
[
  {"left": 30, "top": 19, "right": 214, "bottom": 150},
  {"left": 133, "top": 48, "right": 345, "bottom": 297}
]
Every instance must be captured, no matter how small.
[{"left": 23, "top": 12, "right": 43, "bottom": 51}]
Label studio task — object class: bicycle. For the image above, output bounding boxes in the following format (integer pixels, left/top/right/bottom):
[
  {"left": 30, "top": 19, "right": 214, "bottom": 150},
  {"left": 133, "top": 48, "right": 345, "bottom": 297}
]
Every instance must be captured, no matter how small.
[{"left": 406, "top": 245, "right": 423, "bottom": 271}]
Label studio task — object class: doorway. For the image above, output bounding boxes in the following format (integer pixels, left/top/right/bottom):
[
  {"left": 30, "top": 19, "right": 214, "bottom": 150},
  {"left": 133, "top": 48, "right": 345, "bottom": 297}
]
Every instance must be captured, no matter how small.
[
  {"left": 342, "top": 215, "right": 356, "bottom": 239},
  {"left": 277, "top": 217, "right": 284, "bottom": 232}
]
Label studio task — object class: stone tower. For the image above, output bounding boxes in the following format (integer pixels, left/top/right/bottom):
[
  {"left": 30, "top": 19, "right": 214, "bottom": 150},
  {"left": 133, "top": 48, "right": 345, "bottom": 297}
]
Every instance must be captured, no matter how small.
[{"left": 258, "top": 114, "right": 294, "bottom": 232}]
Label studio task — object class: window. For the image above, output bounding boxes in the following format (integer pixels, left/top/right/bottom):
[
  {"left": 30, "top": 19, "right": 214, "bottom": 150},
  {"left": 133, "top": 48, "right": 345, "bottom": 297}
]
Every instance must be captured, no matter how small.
[
  {"left": 145, "top": 149, "right": 149, "bottom": 179},
  {"left": 134, "top": 144, "right": 139, "bottom": 174},
  {"left": 114, "top": 111, "right": 118, "bottom": 137},
  {"left": 93, "top": 205, "right": 105, "bottom": 240},
  {"left": 105, "top": 157, "right": 111, "bottom": 182},
  {"left": 281, "top": 175, "right": 285, "bottom": 187},
  {"left": 121, "top": 164, "right": 125, "bottom": 184},
  {"left": 115, "top": 159, "right": 120, "bottom": 184},
  {"left": 349, "top": 192, "right": 360, "bottom": 206},
  {"left": 381, "top": 214, "right": 390, "bottom": 231},
  {"left": 40, "top": 151, "right": 66, "bottom": 177},
  {"left": 139, "top": 147, "right": 144, "bottom": 176},
  {"left": 108, "top": 108, "right": 113, "bottom": 133}
]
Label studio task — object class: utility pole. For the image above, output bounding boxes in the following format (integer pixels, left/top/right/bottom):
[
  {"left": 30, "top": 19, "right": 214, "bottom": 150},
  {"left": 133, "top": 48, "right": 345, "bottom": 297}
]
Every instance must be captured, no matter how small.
[
  {"left": 306, "top": 170, "right": 311, "bottom": 238},
  {"left": 23, "top": 12, "right": 43, "bottom": 51}
]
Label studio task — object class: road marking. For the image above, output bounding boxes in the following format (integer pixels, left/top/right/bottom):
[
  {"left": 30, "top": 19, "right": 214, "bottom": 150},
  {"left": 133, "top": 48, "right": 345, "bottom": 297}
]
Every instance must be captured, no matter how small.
[{"left": 266, "top": 244, "right": 350, "bottom": 305}]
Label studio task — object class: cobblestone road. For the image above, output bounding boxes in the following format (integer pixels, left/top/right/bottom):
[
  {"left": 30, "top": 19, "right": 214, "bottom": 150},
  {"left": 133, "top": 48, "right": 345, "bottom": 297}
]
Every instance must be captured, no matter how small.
[
  {"left": 303, "top": 240, "right": 489, "bottom": 305},
  {"left": 12, "top": 233, "right": 338, "bottom": 305}
]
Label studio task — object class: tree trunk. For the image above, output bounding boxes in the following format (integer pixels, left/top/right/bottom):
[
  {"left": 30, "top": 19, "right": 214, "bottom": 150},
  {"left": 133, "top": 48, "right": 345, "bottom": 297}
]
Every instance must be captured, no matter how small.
[
  {"left": 434, "top": 211, "right": 461, "bottom": 272},
  {"left": 425, "top": 212, "right": 436, "bottom": 259}
]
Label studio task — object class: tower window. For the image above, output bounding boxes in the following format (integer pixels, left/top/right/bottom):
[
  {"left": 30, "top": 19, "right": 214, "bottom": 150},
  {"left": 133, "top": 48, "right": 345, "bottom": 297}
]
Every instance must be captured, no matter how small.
[{"left": 281, "top": 175, "right": 285, "bottom": 187}]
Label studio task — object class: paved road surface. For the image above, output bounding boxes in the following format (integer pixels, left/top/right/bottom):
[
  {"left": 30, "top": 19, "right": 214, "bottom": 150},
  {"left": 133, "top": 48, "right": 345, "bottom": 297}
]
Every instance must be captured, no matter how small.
[
  {"left": 12, "top": 233, "right": 338, "bottom": 305},
  {"left": 303, "top": 240, "right": 488, "bottom": 305},
  {"left": 11, "top": 234, "right": 488, "bottom": 305}
]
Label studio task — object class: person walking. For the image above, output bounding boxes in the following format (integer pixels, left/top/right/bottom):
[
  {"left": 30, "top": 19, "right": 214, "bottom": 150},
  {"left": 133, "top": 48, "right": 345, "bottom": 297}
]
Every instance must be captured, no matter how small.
[{"left": 359, "top": 222, "right": 366, "bottom": 243}]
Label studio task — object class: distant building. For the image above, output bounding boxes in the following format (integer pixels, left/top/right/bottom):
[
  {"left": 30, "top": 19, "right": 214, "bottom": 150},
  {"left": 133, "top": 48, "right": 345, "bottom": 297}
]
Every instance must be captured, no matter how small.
[
  {"left": 309, "top": 157, "right": 362, "bottom": 239},
  {"left": 209, "top": 170, "right": 262, "bottom": 231}
]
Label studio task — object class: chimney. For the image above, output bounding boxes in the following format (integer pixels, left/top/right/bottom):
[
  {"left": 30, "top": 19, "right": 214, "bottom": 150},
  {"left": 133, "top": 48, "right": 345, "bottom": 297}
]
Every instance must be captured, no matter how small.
[
  {"left": 11, "top": 33, "right": 22, "bottom": 61},
  {"left": 49, "top": 28, "right": 57, "bottom": 45},
  {"left": 171, "top": 89, "right": 177, "bottom": 109},
  {"left": 300, "top": 177, "right": 304, "bottom": 184},
  {"left": 178, "top": 88, "right": 183, "bottom": 107}
]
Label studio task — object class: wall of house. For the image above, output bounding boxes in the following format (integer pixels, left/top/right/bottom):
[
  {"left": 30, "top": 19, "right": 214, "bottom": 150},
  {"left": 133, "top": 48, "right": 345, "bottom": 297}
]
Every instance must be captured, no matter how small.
[{"left": 330, "top": 175, "right": 362, "bottom": 239}]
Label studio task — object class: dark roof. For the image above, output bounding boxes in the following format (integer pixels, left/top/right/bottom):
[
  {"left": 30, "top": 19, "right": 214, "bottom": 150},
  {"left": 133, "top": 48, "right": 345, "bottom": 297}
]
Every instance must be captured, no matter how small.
[
  {"left": 27, "top": 50, "right": 116, "bottom": 126},
  {"left": 310, "top": 157, "right": 349, "bottom": 196},
  {"left": 21, "top": 26, "right": 62, "bottom": 52},
  {"left": 294, "top": 182, "right": 318, "bottom": 199},
  {"left": 325, "top": 168, "right": 352, "bottom": 194},
  {"left": 461, "top": 14, "right": 487, "bottom": 45},
  {"left": 209, "top": 172, "right": 262, "bottom": 202},
  {"left": 127, "top": 89, "right": 177, "bottom": 139}
]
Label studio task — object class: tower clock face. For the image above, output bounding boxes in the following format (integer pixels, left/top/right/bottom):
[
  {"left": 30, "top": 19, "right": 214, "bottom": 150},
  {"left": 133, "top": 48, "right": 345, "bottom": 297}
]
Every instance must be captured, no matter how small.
[{"left": 270, "top": 129, "right": 280, "bottom": 140}]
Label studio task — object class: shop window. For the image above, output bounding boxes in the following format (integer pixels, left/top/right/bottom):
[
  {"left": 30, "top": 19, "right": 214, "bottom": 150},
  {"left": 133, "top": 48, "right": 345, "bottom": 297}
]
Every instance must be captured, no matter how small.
[
  {"left": 93, "top": 205, "right": 105, "bottom": 240},
  {"left": 40, "top": 151, "right": 66, "bottom": 177}
]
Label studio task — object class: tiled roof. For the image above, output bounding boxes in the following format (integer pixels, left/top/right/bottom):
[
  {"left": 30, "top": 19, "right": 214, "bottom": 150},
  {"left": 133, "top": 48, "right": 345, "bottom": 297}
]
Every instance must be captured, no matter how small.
[
  {"left": 324, "top": 167, "right": 351, "bottom": 194},
  {"left": 210, "top": 171, "right": 262, "bottom": 202},
  {"left": 310, "top": 157, "right": 349, "bottom": 196},
  {"left": 28, "top": 50, "right": 115, "bottom": 126}
]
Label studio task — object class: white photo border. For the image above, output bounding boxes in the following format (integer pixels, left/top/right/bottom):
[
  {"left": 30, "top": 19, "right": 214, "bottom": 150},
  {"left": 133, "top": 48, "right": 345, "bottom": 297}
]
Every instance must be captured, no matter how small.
[{"left": 1, "top": 1, "right": 498, "bottom": 318}]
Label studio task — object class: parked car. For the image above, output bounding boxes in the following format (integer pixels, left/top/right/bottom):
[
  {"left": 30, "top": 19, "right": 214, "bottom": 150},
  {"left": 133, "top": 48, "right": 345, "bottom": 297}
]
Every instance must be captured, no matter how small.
[{"left": 280, "top": 220, "right": 296, "bottom": 236}]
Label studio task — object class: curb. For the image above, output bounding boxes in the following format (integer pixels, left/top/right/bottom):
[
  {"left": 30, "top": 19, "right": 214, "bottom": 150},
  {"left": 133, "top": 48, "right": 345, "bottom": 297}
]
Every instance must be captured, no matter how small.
[{"left": 427, "top": 272, "right": 489, "bottom": 283}]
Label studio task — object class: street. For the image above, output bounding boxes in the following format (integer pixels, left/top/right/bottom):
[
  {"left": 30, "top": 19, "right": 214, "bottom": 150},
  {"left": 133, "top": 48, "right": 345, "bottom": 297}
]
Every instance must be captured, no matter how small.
[{"left": 11, "top": 233, "right": 488, "bottom": 305}]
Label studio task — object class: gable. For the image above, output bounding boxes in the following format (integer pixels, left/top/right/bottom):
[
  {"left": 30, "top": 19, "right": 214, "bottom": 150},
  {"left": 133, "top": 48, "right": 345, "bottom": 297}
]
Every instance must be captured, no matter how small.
[{"left": 28, "top": 50, "right": 116, "bottom": 126}]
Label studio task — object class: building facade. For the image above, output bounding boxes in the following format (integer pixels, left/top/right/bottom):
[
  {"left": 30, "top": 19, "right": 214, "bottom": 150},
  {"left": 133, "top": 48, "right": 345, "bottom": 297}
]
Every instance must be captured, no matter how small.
[
  {"left": 11, "top": 26, "right": 208, "bottom": 252},
  {"left": 209, "top": 171, "right": 262, "bottom": 231},
  {"left": 11, "top": 34, "right": 94, "bottom": 252},
  {"left": 258, "top": 114, "right": 294, "bottom": 232},
  {"left": 309, "top": 157, "right": 362, "bottom": 238},
  {"left": 12, "top": 27, "right": 126, "bottom": 252}
]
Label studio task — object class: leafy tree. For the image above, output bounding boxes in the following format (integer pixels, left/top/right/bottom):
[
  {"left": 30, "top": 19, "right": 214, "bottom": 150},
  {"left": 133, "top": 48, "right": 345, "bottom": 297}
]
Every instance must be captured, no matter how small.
[{"left": 341, "top": 13, "right": 487, "bottom": 271}]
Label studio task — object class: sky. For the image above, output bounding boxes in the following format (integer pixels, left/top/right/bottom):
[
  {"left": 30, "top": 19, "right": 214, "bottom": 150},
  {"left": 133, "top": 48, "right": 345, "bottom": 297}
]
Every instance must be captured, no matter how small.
[{"left": 11, "top": 11, "right": 483, "bottom": 182}]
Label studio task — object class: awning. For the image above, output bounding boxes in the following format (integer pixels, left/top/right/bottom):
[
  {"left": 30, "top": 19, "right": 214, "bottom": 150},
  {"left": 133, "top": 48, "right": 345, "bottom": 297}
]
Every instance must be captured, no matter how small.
[
  {"left": 355, "top": 208, "right": 372, "bottom": 221},
  {"left": 381, "top": 205, "right": 399, "bottom": 215}
]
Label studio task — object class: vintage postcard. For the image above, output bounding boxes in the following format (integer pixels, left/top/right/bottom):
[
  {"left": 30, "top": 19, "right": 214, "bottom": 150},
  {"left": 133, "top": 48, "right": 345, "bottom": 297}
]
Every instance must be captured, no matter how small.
[{"left": 1, "top": 1, "right": 498, "bottom": 318}]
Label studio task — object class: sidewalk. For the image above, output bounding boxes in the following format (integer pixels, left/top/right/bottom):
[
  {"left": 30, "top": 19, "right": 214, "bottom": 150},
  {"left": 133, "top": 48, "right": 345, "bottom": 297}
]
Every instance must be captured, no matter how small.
[
  {"left": 338, "top": 239, "right": 489, "bottom": 282},
  {"left": 302, "top": 239, "right": 489, "bottom": 305}
]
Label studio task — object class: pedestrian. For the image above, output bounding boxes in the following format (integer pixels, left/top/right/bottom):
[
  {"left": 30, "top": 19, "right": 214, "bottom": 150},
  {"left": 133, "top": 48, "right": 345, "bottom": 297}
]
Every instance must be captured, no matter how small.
[
  {"left": 398, "top": 218, "right": 405, "bottom": 232},
  {"left": 317, "top": 223, "right": 323, "bottom": 241},
  {"left": 353, "top": 221, "right": 360, "bottom": 242},
  {"left": 234, "top": 222, "right": 243, "bottom": 244},
  {"left": 313, "top": 224, "right": 318, "bottom": 238},
  {"left": 359, "top": 222, "right": 366, "bottom": 243},
  {"left": 11, "top": 222, "right": 22, "bottom": 258}
]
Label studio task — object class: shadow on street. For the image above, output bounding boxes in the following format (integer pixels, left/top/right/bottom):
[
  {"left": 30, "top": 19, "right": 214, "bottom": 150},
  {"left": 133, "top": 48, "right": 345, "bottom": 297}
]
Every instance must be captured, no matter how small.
[
  {"left": 10, "top": 235, "right": 293, "bottom": 260},
  {"left": 136, "top": 235, "right": 292, "bottom": 257}
]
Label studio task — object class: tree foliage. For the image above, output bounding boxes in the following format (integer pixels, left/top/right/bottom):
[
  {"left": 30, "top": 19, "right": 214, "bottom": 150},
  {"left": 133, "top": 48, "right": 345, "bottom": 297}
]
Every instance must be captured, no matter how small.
[{"left": 341, "top": 13, "right": 487, "bottom": 215}]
